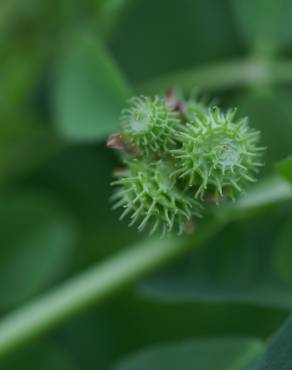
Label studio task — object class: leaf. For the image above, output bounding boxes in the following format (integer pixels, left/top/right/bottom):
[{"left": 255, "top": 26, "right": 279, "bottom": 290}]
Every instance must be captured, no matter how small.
[
  {"left": 231, "top": 90, "right": 292, "bottom": 168},
  {"left": 0, "top": 117, "right": 61, "bottom": 185},
  {"left": 0, "top": 192, "right": 76, "bottom": 309},
  {"left": 275, "top": 156, "right": 292, "bottom": 183},
  {"left": 139, "top": 210, "right": 292, "bottom": 309},
  {"left": 231, "top": 0, "right": 292, "bottom": 55},
  {"left": 0, "top": 0, "right": 39, "bottom": 38},
  {"left": 98, "top": 0, "right": 134, "bottom": 39},
  {"left": 274, "top": 218, "right": 292, "bottom": 282},
  {"left": 110, "top": 0, "right": 241, "bottom": 84},
  {"left": 113, "top": 337, "right": 265, "bottom": 370},
  {"left": 0, "top": 2, "right": 58, "bottom": 112},
  {"left": 0, "top": 45, "right": 45, "bottom": 112},
  {"left": 30, "top": 144, "right": 139, "bottom": 267},
  {"left": 255, "top": 315, "right": 292, "bottom": 370},
  {"left": 0, "top": 342, "right": 77, "bottom": 370},
  {"left": 52, "top": 31, "right": 132, "bottom": 142},
  {"left": 60, "top": 307, "right": 119, "bottom": 370}
]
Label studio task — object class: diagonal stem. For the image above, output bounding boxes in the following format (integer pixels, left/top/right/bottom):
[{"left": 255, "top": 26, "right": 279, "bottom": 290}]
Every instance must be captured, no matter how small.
[
  {"left": 138, "top": 59, "right": 292, "bottom": 94},
  {"left": 0, "top": 175, "right": 291, "bottom": 358},
  {"left": 0, "top": 221, "right": 221, "bottom": 358}
]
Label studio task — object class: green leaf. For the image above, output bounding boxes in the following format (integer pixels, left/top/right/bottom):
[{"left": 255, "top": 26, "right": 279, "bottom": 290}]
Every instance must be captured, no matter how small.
[
  {"left": 0, "top": 118, "right": 61, "bottom": 185},
  {"left": 140, "top": 211, "right": 292, "bottom": 309},
  {"left": 0, "top": 0, "right": 39, "bottom": 40},
  {"left": 52, "top": 31, "right": 132, "bottom": 142},
  {"left": 255, "top": 315, "right": 292, "bottom": 370},
  {"left": 98, "top": 0, "right": 134, "bottom": 39},
  {"left": 274, "top": 218, "right": 292, "bottom": 282},
  {"left": 0, "top": 47, "right": 45, "bottom": 112},
  {"left": 231, "top": 90, "right": 292, "bottom": 168},
  {"left": 113, "top": 337, "right": 265, "bottom": 370},
  {"left": 60, "top": 307, "right": 120, "bottom": 370},
  {"left": 110, "top": 0, "right": 241, "bottom": 84},
  {"left": 0, "top": 342, "right": 77, "bottom": 370},
  {"left": 275, "top": 156, "right": 292, "bottom": 183},
  {"left": 30, "top": 144, "right": 139, "bottom": 266},
  {"left": 232, "top": 0, "right": 292, "bottom": 55},
  {"left": 0, "top": 192, "right": 76, "bottom": 309}
]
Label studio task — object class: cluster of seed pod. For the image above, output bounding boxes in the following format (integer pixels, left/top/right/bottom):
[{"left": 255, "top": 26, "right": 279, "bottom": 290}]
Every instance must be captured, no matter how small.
[{"left": 108, "top": 90, "right": 265, "bottom": 236}]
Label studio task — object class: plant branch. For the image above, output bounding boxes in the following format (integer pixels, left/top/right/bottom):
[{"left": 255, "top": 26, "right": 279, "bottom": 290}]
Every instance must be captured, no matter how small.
[
  {"left": 0, "top": 176, "right": 290, "bottom": 358},
  {"left": 0, "top": 221, "right": 221, "bottom": 358},
  {"left": 138, "top": 59, "right": 292, "bottom": 93}
]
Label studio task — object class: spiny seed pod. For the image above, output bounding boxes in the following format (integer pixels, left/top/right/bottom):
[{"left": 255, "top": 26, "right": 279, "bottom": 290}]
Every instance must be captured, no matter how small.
[
  {"left": 185, "top": 99, "right": 208, "bottom": 122},
  {"left": 172, "top": 107, "right": 265, "bottom": 201},
  {"left": 111, "top": 159, "right": 202, "bottom": 235},
  {"left": 121, "top": 96, "right": 180, "bottom": 156}
]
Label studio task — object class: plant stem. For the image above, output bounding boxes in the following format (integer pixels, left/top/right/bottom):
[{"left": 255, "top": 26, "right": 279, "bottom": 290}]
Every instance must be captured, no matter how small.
[
  {"left": 0, "top": 221, "right": 221, "bottom": 358},
  {"left": 0, "top": 175, "right": 291, "bottom": 357},
  {"left": 138, "top": 59, "right": 292, "bottom": 93}
]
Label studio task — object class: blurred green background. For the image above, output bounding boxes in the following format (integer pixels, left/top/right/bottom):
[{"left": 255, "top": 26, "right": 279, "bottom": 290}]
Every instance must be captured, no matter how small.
[{"left": 1, "top": 0, "right": 292, "bottom": 369}]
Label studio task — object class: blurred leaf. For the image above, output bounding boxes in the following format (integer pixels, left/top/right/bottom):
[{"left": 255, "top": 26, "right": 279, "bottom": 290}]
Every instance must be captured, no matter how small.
[
  {"left": 275, "top": 156, "right": 292, "bottom": 183},
  {"left": 231, "top": 0, "right": 292, "bottom": 55},
  {"left": 0, "top": 192, "right": 76, "bottom": 309},
  {"left": 0, "top": 1, "right": 64, "bottom": 112},
  {"left": 60, "top": 306, "right": 121, "bottom": 370},
  {"left": 274, "top": 218, "right": 292, "bottom": 282},
  {"left": 50, "top": 291, "right": 288, "bottom": 370},
  {"left": 0, "top": 342, "right": 77, "bottom": 370},
  {"left": 140, "top": 211, "right": 292, "bottom": 309},
  {"left": 98, "top": 0, "right": 134, "bottom": 39},
  {"left": 113, "top": 337, "right": 264, "bottom": 370},
  {"left": 0, "top": 0, "right": 39, "bottom": 37},
  {"left": 105, "top": 292, "right": 287, "bottom": 357},
  {"left": 255, "top": 315, "right": 292, "bottom": 370},
  {"left": 110, "top": 0, "right": 242, "bottom": 84},
  {"left": 231, "top": 90, "right": 292, "bottom": 168},
  {"left": 0, "top": 46, "right": 45, "bottom": 112},
  {"left": 0, "top": 117, "right": 62, "bottom": 185},
  {"left": 52, "top": 31, "right": 132, "bottom": 142},
  {"left": 28, "top": 144, "right": 138, "bottom": 268},
  {"left": 0, "top": 0, "right": 99, "bottom": 44}
]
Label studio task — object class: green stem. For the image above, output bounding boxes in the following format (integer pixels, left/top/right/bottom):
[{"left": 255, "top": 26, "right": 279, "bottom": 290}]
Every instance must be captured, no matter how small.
[
  {"left": 0, "top": 221, "right": 221, "bottom": 358},
  {"left": 138, "top": 59, "right": 292, "bottom": 93},
  {"left": 0, "top": 175, "right": 291, "bottom": 357}
]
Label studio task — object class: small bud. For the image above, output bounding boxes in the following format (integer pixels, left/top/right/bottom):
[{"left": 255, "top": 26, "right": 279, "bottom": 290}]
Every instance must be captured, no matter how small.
[
  {"left": 166, "top": 88, "right": 179, "bottom": 110},
  {"left": 203, "top": 193, "right": 223, "bottom": 204},
  {"left": 107, "top": 133, "right": 126, "bottom": 151},
  {"left": 112, "top": 167, "right": 129, "bottom": 177},
  {"left": 166, "top": 88, "right": 187, "bottom": 119},
  {"left": 183, "top": 220, "right": 196, "bottom": 235}
]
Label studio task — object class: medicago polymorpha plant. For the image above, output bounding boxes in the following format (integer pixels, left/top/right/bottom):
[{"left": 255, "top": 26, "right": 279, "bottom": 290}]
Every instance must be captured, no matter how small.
[{"left": 107, "top": 89, "right": 265, "bottom": 236}]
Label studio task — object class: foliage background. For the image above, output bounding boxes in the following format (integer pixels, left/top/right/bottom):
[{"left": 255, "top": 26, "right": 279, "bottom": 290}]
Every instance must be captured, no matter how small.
[{"left": 1, "top": 0, "right": 292, "bottom": 369}]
